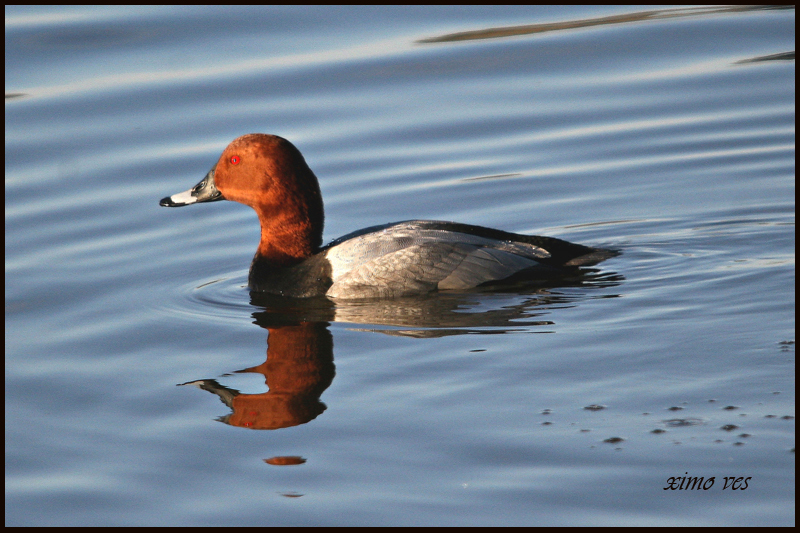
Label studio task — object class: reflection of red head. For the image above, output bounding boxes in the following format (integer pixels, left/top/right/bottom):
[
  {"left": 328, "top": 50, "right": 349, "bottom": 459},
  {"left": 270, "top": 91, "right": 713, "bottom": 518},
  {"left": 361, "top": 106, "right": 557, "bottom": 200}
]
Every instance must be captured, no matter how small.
[{"left": 226, "top": 322, "right": 334, "bottom": 430}]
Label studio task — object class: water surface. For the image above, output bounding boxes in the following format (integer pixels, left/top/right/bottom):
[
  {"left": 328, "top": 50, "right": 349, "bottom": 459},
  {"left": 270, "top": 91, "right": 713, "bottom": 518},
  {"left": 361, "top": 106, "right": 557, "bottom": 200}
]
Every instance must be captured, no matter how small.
[{"left": 5, "top": 5, "right": 794, "bottom": 526}]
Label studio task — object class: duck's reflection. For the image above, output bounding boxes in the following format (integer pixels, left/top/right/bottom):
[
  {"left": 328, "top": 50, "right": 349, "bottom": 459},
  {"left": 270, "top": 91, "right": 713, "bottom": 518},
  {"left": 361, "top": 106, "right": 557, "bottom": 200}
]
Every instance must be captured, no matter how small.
[
  {"left": 180, "top": 321, "right": 334, "bottom": 430},
  {"left": 180, "top": 269, "right": 622, "bottom": 430}
]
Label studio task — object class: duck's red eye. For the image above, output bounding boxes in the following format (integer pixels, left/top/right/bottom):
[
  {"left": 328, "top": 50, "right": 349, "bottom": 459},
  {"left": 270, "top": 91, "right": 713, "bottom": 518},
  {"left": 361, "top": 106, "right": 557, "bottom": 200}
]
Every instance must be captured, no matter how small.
[{"left": 230, "top": 156, "right": 240, "bottom": 165}]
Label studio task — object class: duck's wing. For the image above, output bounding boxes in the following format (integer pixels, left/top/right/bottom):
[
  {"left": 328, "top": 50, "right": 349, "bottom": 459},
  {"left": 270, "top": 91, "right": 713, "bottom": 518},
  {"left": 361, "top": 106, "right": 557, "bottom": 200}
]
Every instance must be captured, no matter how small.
[
  {"left": 323, "top": 221, "right": 554, "bottom": 299},
  {"left": 328, "top": 242, "right": 551, "bottom": 299}
]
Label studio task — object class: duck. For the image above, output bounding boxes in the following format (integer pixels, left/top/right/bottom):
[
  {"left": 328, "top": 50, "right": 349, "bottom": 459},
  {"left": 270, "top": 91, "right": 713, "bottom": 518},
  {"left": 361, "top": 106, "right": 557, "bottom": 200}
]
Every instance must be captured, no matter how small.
[{"left": 160, "top": 134, "right": 616, "bottom": 299}]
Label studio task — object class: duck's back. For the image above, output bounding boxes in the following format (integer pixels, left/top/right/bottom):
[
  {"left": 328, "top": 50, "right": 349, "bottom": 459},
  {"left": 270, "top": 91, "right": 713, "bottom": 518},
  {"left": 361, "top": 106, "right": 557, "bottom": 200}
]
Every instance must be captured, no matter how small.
[{"left": 318, "top": 220, "right": 615, "bottom": 299}]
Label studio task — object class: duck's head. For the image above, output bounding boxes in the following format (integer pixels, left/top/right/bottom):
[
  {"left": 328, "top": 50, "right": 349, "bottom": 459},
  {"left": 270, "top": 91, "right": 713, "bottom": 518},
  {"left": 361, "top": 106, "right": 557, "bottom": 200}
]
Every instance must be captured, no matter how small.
[{"left": 160, "top": 134, "right": 325, "bottom": 265}]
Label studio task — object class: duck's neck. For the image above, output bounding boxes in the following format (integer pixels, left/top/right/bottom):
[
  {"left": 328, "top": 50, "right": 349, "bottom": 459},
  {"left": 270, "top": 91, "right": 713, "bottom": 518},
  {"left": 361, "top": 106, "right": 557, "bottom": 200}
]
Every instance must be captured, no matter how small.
[
  {"left": 248, "top": 212, "right": 330, "bottom": 295},
  {"left": 253, "top": 208, "right": 323, "bottom": 267}
]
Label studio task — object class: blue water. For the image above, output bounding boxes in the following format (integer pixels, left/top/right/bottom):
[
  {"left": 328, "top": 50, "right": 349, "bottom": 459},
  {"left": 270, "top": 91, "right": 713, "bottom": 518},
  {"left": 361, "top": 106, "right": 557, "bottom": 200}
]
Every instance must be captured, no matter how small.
[{"left": 5, "top": 5, "right": 794, "bottom": 526}]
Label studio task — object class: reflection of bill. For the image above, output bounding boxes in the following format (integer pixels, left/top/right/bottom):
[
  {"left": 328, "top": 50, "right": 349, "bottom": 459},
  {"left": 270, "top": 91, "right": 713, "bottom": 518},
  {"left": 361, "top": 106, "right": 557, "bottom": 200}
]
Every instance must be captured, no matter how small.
[{"left": 180, "top": 322, "right": 334, "bottom": 430}]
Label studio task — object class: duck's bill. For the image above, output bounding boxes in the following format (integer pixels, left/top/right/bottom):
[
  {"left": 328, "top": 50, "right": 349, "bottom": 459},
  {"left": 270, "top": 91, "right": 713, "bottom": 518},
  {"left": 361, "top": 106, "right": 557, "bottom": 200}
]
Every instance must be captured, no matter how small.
[{"left": 160, "top": 167, "right": 223, "bottom": 207}]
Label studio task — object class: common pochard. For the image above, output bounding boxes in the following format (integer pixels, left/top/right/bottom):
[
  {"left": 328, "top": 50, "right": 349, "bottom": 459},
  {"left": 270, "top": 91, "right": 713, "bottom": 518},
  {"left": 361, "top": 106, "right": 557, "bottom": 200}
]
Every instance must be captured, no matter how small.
[{"left": 160, "top": 134, "right": 616, "bottom": 298}]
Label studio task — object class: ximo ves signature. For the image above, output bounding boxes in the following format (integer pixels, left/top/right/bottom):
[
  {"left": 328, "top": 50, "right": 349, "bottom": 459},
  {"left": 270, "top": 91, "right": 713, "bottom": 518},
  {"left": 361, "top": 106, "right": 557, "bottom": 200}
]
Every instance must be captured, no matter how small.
[{"left": 664, "top": 472, "right": 751, "bottom": 491}]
